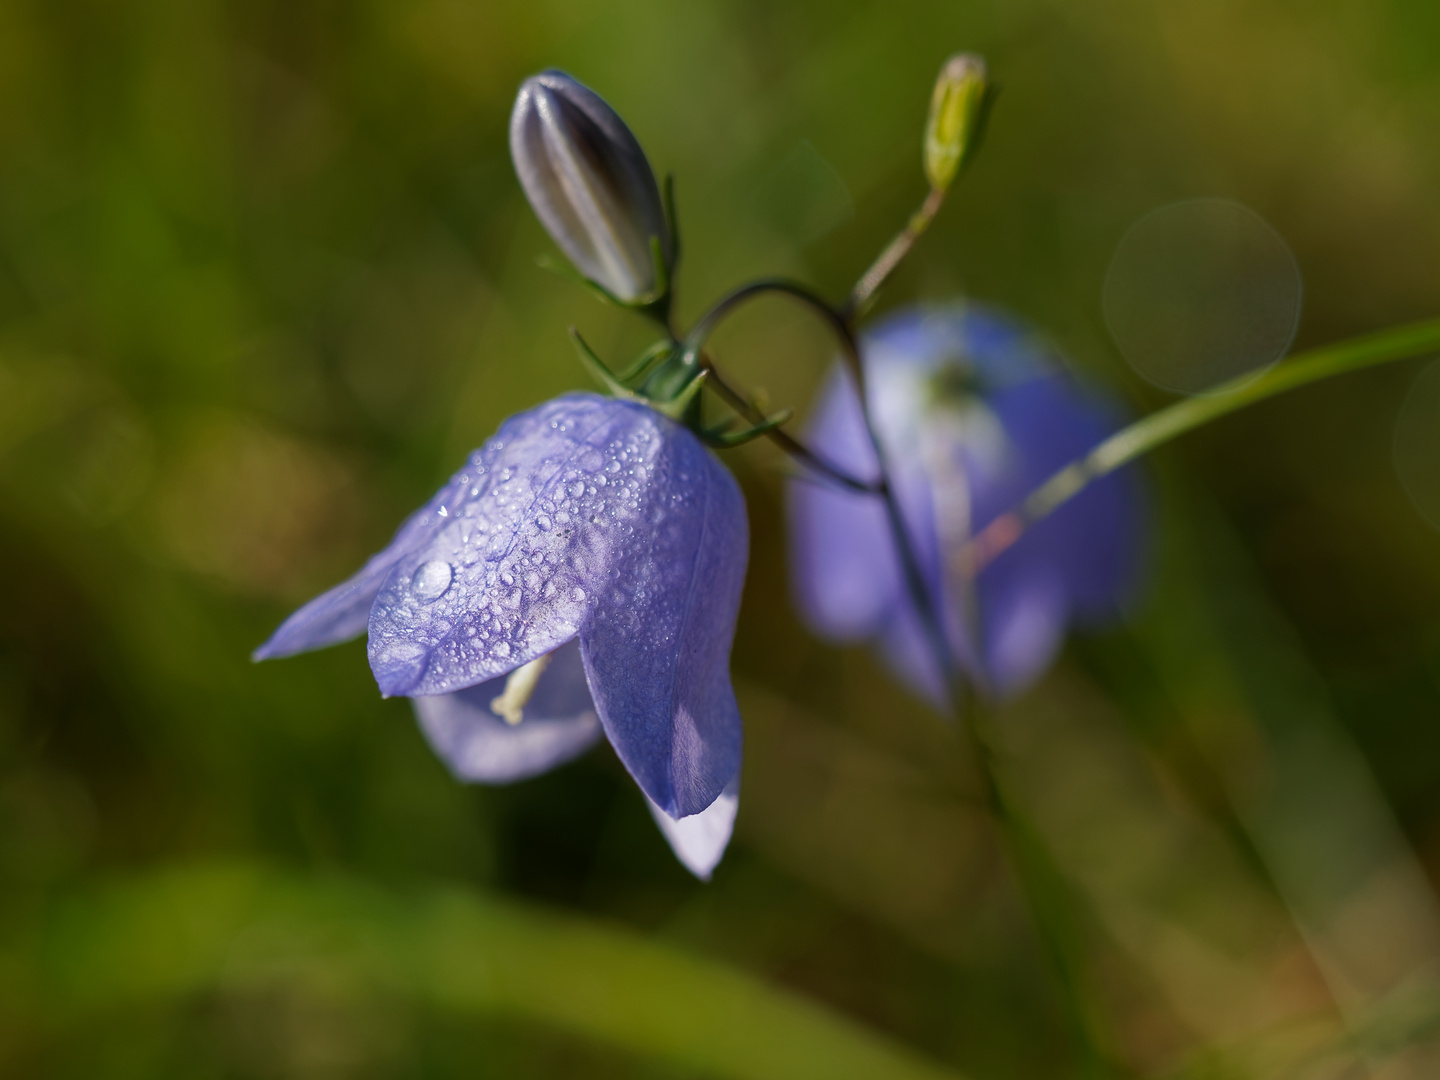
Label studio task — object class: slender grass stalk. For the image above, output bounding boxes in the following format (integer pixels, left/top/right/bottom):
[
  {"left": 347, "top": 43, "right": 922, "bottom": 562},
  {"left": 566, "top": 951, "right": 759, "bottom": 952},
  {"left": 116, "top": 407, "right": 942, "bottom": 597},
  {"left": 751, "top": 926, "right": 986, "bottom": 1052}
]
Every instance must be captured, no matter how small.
[
  {"left": 961, "top": 317, "right": 1440, "bottom": 574},
  {"left": 843, "top": 187, "right": 947, "bottom": 321}
]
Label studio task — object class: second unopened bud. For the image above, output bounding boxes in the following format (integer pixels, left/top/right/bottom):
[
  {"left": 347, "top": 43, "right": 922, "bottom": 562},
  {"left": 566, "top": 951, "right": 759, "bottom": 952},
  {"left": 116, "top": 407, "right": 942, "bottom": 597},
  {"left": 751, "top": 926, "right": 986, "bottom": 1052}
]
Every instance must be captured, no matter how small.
[{"left": 924, "top": 54, "right": 989, "bottom": 193}]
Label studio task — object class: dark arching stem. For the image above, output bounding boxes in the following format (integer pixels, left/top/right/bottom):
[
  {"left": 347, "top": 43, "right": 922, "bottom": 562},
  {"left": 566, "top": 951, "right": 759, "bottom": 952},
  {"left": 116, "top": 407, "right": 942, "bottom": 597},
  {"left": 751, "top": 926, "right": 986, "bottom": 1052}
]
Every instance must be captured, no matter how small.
[
  {"left": 684, "top": 280, "right": 962, "bottom": 696},
  {"left": 687, "top": 275, "right": 1120, "bottom": 1073}
]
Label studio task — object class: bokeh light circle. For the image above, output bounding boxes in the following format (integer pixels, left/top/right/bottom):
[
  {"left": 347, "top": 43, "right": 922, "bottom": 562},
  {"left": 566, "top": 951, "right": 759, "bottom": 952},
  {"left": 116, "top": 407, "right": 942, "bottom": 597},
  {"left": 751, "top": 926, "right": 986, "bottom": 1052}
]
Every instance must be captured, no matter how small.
[
  {"left": 1103, "top": 198, "right": 1303, "bottom": 395},
  {"left": 1394, "top": 359, "right": 1440, "bottom": 533}
]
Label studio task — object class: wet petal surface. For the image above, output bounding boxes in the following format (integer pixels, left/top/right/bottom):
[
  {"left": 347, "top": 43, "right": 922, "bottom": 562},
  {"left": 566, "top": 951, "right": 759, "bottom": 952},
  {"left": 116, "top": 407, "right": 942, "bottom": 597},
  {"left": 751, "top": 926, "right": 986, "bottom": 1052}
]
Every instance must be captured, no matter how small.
[
  {"left": 581, "top": 422, "right": 747, "bottom": 818},
  {"left": 365, "top": 394, "right": 685, "bottom": 697}
]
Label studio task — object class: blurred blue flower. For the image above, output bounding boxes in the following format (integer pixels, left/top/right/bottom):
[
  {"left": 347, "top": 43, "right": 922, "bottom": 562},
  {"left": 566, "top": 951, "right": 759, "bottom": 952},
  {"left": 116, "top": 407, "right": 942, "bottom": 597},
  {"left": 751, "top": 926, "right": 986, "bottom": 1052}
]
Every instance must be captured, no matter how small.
[
  {"left": 788, "top": 303, "right": 1145, "bottom": 705},
  {"left": 256, "top": 393, "right": 747, "bottom": 878}
]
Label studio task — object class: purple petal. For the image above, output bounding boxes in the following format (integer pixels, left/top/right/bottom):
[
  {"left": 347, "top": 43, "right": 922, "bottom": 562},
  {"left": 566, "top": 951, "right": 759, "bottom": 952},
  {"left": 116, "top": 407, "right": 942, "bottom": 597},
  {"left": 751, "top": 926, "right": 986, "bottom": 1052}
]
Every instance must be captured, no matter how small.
[
  {"left": 252, "top": 459, "right": 478, "bottom": 661},
  {"left": 875, "top": 601, "right": 950, "bottom": 710},
  {"left": 973, "top": 560, "right": 1068, "bottom": 694},
  {"left": 974, "top": 376, "right": 1145, "bottom": 618},
  {"left": 645, "top": 773, "right": 740, "bottom": 880},
  {"left": 790, "top": 360, "right": 968, "bottom": 698},
  {"left": 363, "top": 394, "right": 678, "bottom": 697},
  {"left": 787, "top": 367, "right": 898, "bottom": 640},
  {"left": 580, "top": 424, "right": 747, "bottom": 818},
  {"left": 411, "top": 637, "right": 603, "bottom": 783},
  {"left": 787, "top": 302, "right": 1146, "bottom": 701}
]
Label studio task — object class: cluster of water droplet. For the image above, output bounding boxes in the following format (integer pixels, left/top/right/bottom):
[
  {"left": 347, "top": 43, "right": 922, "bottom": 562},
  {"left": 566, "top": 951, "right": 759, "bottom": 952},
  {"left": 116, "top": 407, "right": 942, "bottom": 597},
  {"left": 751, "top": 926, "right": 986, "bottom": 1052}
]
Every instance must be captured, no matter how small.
[{"left": 365, "top": 393, "right": 702, "bottom": 695}]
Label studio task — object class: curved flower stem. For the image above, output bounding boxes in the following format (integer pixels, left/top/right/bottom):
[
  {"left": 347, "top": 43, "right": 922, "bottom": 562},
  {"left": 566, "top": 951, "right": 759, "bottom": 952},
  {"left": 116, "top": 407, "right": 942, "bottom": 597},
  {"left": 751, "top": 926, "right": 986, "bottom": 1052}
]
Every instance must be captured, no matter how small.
[
  {"left": 685, "top": 280, "right": 962, "bottom": 694},
  {"left": 690, "top": 276, "right": 1121, "bottom": 1072},
  {"left": 842, "top": 187, "right": 947, "bottom": 321},
  {"left": 698, "top": 358, "right": 879, "bottom": 495},
  {"left": 961, "top": 316, "right": 1440, "bottom": 575}
]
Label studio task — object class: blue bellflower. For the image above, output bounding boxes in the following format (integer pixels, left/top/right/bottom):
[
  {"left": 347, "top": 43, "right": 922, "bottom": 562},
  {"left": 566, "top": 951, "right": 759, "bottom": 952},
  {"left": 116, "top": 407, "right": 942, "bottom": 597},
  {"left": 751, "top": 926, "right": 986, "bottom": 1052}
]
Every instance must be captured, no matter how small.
[
  {"left": 256, "top": 393, "right": 747, "bottom": 879},
  {"left": 788, "top": 303, "right": 1144, "bottom": 705}
]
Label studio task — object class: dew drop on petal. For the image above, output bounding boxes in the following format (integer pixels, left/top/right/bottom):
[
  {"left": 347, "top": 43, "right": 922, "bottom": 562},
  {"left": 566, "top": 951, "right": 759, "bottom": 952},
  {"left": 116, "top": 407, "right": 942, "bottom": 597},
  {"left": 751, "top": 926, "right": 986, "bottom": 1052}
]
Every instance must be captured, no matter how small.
[
  {"left": 379, "top": 640, "right": 425, "bottom": 664},
  {"left": 411, "top": 560, "right": 453, "bottom": 602}
]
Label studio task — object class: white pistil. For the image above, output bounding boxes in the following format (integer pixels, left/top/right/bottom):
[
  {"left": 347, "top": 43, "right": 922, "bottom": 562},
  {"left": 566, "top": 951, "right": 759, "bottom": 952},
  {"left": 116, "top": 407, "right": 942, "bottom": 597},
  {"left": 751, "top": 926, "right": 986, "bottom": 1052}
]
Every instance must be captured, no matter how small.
[{"left": 489, "top": 652, "right": 554, "bottom": 725}]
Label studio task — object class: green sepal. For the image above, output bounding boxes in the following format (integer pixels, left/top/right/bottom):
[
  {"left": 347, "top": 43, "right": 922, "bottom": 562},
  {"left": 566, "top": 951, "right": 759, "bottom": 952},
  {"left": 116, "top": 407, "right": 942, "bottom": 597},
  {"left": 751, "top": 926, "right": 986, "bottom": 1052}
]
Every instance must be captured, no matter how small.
[
  {"left": 619, "top": 339, "right": 675, "bottom": 383},
  {"left": 651, "top": 369, "right": 708, "bottom": 421},
  {"left": 569, "top": 328, "right": 642, "bottom": 401},
  {"left": 699, "top": 408, "right": 794, "bottom": 448},
  {"left": 627, "top": 235, "right": 674, "bottom": 331}
]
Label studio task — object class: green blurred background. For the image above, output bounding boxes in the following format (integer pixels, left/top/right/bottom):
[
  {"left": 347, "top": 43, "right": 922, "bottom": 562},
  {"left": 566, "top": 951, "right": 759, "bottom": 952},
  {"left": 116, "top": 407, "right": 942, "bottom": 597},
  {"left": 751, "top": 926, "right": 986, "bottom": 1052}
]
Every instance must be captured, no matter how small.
[{"left": 2, "top": 0, "right": 1440, "bottom": 1076}]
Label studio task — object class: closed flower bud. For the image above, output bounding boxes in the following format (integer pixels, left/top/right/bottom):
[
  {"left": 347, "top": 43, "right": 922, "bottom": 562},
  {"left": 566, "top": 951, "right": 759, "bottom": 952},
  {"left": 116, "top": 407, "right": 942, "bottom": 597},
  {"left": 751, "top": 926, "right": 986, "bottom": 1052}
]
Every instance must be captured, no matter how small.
[
  {"left": 923, "top": 53, "right": 989, "bottom": 192},
  {"left": 510, "top": 71, "right": 674, "bottom": 305}
]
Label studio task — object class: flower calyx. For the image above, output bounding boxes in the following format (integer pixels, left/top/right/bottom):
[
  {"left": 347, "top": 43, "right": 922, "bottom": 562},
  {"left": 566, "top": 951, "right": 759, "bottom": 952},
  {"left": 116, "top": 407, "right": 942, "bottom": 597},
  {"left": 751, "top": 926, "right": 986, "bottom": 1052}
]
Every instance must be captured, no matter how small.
[{"left": 567, "top": 329, "right": 715, "bottom": 427}]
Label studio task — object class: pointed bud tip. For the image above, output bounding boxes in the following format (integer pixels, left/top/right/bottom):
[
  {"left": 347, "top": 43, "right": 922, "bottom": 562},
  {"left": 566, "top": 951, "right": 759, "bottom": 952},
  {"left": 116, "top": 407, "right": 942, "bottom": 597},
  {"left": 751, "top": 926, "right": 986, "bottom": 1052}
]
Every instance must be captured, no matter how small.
[
  {"left": 940, "top": 52, "right": 987, "bottom": 84},
  {"left": 924, "top": 52, "right": 990, "bottom": 193}
]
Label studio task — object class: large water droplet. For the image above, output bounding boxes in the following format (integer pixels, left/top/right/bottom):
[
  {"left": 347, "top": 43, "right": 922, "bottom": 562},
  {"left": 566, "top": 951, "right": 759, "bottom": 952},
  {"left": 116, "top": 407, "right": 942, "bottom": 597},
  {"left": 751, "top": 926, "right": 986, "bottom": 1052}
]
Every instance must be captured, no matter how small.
[{"left": 411, "top": 560, "right": 453, "bottom": 602}]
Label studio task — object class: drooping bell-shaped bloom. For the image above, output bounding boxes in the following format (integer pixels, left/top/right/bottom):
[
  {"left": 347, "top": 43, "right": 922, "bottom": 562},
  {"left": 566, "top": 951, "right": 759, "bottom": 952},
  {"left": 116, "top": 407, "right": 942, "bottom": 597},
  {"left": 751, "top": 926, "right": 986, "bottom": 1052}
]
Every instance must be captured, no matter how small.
[
  {"left": 256, "top": 393, "right": 747, "bottom": 878},
  {"left": 511, "top": 71, "right": 674, "bottom": 305},
  {"left": 788, "top": 303, "right": 1144, "bottom": 705}
]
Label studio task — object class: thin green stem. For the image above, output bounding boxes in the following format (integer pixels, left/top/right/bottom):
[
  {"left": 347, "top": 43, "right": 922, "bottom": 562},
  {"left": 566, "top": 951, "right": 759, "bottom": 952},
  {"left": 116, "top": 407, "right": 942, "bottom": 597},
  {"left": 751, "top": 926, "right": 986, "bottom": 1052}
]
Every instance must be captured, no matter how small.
[
  {"left": 697, "top": 357, "right": 876, "bottom": 494},
  {"left": 962, "top": 317, "right": 1440, "bottom": 574},
  {"left": 842, "top": 186, "right": 947, "bottom": 322},
  {"left": 841, "top": 168, "right": 1123, "bottom": 1064}
]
